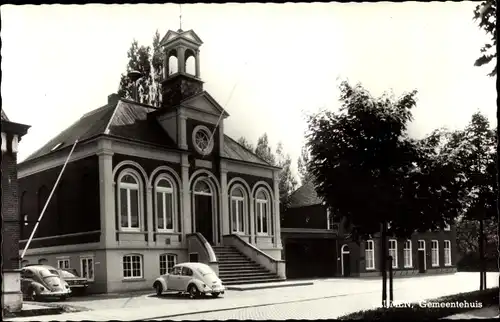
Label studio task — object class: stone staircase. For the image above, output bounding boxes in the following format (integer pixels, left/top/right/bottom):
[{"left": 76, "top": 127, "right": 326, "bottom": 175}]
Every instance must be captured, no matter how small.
[{"left": 213, "top": 246, "right": 284, "bottom": 285}]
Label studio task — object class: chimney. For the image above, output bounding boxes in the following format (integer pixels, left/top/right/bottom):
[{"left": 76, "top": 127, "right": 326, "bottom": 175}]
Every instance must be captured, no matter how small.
[{"left": 108, "top": 93, "right": 120, "bottom": 105}]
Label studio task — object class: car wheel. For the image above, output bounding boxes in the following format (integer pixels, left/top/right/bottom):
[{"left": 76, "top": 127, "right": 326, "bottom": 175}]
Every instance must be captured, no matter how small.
[
  {"left": 188, "top": 284, "right": 199, "bottom": 299},
  {"left": 155, "top": 283, "right": 163, "bottom": 296},
  {"left": 211, "top": 292, "right": 220, "bottom": 298}
]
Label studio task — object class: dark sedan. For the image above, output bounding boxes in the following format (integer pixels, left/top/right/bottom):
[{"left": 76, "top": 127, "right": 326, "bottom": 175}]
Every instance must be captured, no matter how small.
[{"left": 21, "top": 266, "right": 71, "bottom": 301}]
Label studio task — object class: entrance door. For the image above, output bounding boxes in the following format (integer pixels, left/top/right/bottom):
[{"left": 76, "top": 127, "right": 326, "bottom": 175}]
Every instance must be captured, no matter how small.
[
  {"left": 341, "top": 244, "right": 351, "bottom": 277},
  {"left": 195, "top": 194, "right": 213, "bottom": 244},
  {"left": 418, "top": 250, "right": 426, "bottom": 273}
]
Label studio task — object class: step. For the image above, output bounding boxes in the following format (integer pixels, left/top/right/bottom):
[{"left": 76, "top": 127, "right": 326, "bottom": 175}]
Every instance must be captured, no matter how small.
[
  {"left": 218, "top": 262, "right": 261, "bottom": 268},
  {"left": 219, "top": 268, "right": 269, "bottom": 274},
  {"left": 217, "top": 256, "right": 249, "bottom": 261},
  {"left": 222, "top": 277, "right": 284, "bottom": 285},
  {"left": 221, "top": 274, "right": 279, "bottom": 282},
  {"left": 219, "top": 271, "right": 274, "bottom": 278},
  {"left": 218, "top": 260, "right": 255, "bottom": 265}
]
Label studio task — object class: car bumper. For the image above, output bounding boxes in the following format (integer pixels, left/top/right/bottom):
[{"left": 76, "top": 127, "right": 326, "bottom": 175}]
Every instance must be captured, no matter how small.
[
  {"left": 38, "top": 291, "right": 71, "bottom": 298},
  {"left": 201, "top": 287, "right": 225, "bottom": 294}
]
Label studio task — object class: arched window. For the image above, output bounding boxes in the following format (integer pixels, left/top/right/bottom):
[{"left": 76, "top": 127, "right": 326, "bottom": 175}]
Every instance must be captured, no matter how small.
[
  {"left": 168, "top": 55, "right": 178, "bottom": 75},
  {"left": 194, "top": 180, "right": 211, "bottom": 195},
  {"left": 117, "top": 170, "right": 142, "bottom": 231},
  {"left": 230, "top": 186, "right": 246, "bottom": 234},
  {"left": 255, "top": 189, "right": 270, "bottom": 235},
  {"left": 185, "top": 49, "right": 196, "bottom": 75},
  {"left": 155, "top": 176, "right": 176, "bottom": 232}
]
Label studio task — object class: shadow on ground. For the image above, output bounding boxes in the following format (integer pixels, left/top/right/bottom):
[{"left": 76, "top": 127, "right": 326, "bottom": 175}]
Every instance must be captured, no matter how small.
[{"left": 148, "top": 292, "right": 224, "bottom": 301}]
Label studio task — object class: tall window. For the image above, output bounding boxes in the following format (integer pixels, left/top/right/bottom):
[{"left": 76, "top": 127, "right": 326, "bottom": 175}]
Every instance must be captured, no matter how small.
[
  {"left": 123, "top": 254, "right": 143, "bottom": 279},
  {"left": 118, "top": 171, "right": 141, "bottom": 231},
  {"left": 155, "top": 177, "right": 175, "bottom": 232},
  {"left": 159, "top": 254, "right": 177, "bottom": 275},
  {"left": 80, "top": 256, "right": 94, "bottom": 281},
  {"left": 231, "top": 187, "right": 245, "bottom": 233},
  {"left": 365, "top": 240, "right": 375, "bottom": 270},
  {"left": 388, "top": 239, "right": 398, "bottom": 268},
  {"left": 255, "top": 190, "right": 270, "bottom": 235},
  {"left": 327, "top": 209, "right": 335, "bottom": 230},
  {"left": 444, "top": 240, "right": 452, "bottom": 266},
  {"left": 57, "top": 258, "right": 70, "bottom": 269},
  {"left": 404, "top": 240, "right": 412, "bottom": 268},
  {"left": 431, "top": 240, "right": 439, "bottom": 267}
]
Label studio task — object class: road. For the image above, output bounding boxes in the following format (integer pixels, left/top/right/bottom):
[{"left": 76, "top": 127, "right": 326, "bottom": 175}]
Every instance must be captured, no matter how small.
[{"left": 9, "top": 272, "right": 498, "bottom": 321}]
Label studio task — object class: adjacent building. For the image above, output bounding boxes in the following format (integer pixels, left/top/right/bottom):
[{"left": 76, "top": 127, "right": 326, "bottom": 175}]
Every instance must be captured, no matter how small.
[
  {"left": 281, "top": 181, "right": 457, "bottom": 279},
  {"left": 2, "top": 110, "right": 30, "bottom": 313},
  {"left": 18, "top": 28, "right": 285, "bottom": 293}
]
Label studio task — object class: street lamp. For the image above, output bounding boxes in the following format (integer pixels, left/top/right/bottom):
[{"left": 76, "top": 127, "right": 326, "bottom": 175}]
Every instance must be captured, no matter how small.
[{"left": 127, "top": 70, "right": 143, "bottom": 102}]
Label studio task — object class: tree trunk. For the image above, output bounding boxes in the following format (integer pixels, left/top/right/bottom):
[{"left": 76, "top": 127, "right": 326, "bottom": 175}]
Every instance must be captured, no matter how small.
[
  {"left": 479, "top": 219, "right": 484, "bottom": 290},
  {"left": 381, "top": 222, "right": 387, "bottom": 308}
]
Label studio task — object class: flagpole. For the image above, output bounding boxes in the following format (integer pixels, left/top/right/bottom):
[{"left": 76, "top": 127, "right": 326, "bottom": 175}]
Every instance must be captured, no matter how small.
[{"left": 20, "top": 139, "right": 79, "bottom": 260}]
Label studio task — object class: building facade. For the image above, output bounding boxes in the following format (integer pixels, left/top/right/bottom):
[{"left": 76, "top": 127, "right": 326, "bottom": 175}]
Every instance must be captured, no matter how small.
[
  {"left": 18, "top": 28, "right": 285, "bottom": 293},
  {"left": 2, "top": 110, "right": 30, "bottom": 313},
  {"left": 281, "top": 181, "right": 458, "bottom": 279}
]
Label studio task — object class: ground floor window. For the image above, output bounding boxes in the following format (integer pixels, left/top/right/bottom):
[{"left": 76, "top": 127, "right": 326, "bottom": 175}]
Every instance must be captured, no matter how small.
[
  {"left": 431, "top": 240, "right": 439, "bottom": 267},
  {"left": 365, "top": 240, "right": 375, "bottom": 270},
  {"left": 403, "top": 240, "right": 412, "bottom": 268},
  {"left": 57, "top": 258, "right": 70, "bottom": 269},
  {"left": 159, "top": 254, "right": 177, "bottom": 275},
  {"left": 80, "top": 256, "right": 95, "bottom": 281},
  {"left": 444, "top": 240, "right": 451, "bottom": 266},
  {"left": 388, "top": 239, "right": 398, "bottom": 268},
  {"left": 123, "top": 254, "right": 143, "bottom": 279}
]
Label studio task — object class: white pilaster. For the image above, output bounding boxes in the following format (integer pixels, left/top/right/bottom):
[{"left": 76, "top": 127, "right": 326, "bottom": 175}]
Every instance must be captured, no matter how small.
[
  {"left": 220, "top": 163, "right": 229, "bottom": 237},
  {"left": 178, "top": 113, "right": 188, "bottom": 150},
  {"left": 181, "top": 154, "right": 191, "bottom": 243},
  {"left": 1, "top": 132, "right": 7, "bottom": 153},
  {"left": 146, "top": 186, "right": 154, "bottom": 244},
  {"left": 249, "top": 196, "right": 255, "bottom": 244},
  {"left": 97, "top": 140, "right": 115, "bottom": 248},
  {"left": 273, "top": 170, "right": 282, "bottom": 248},
  {"left": 219, "top": 120, "right": 224, "bottom": 155}
]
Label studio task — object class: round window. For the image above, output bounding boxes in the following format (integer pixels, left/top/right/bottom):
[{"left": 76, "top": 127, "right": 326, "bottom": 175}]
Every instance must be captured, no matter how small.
[{"left": 192, "top": 125, "right": 214, "bottom": 155}]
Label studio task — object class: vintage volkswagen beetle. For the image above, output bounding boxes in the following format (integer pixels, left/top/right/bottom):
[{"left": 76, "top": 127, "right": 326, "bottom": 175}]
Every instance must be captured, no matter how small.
[
  {"left": 21, "top": 265, "right": 71, "bottom": 301},
  {"left": 153, "top": 262, "right": 225, "bottom": 298},
  {"left": 57, "top": 268, "right": 89, "bottom": 294}
]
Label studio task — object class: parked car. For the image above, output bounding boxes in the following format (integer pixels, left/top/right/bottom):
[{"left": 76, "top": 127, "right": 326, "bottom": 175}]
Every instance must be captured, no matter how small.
[
  {"left": 57, "top": 268, "right": 89, "bottom": 294},
  {"left": 21, "top": 265, "right": 71, "bottom": 301},
  {"left": 153, "top": 262, "right": 225, "bottom": 298}
]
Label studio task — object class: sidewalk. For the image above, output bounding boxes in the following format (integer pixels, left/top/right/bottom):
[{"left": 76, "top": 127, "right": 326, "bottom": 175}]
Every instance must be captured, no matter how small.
[{"left": 444, "top": 305, "right": 499, "bottom": 319}]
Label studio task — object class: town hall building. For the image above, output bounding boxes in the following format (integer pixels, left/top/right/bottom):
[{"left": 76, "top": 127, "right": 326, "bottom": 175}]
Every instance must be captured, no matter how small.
[{"left": 17, "top": 28, "right": 285, "bottom": 293}]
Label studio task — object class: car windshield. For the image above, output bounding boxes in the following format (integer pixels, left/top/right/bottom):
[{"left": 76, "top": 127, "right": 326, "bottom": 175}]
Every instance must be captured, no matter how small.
[
  {"left": 39, "top": 269, "right": 59, "bottom": 278},
  {"left": 59, "top": 270, "right": 77, "bottom": 278},
  {"left": 197, "top": 266, "right": 215, "bottom": 276}
]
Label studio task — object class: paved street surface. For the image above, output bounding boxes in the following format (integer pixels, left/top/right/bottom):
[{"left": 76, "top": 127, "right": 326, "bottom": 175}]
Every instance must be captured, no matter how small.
[{"left": 6, "top": 272, "right": 498, "bottom": 321}]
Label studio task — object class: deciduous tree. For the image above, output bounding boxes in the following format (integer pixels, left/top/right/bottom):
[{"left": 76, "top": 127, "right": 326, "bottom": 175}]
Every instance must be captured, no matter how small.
[{"left": 473, "top": 0, "right": 497, "bottom": 77}]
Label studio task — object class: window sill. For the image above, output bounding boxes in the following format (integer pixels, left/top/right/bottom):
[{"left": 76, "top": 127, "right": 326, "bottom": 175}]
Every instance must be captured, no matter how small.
[
  {"left": 119, "top": 230, "right": 143, "bottom": 234},
  {"left": 366, "top": 268, "right": 376, "bottom": 271},
  {"left": 431, "top": 265, "right": 440, "bottom": 268},
  {"left": 403, "top": 266, "right": 413, "bottom": 269},
  {"left": 122, "top": 278, "right": 145, "bottom": 283},
  {"left": 444, "top": 264, "right": 452, "bottom": 267}
]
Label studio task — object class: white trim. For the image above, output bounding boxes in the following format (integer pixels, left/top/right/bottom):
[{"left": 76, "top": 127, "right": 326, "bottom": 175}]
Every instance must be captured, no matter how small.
[
  {"left": 388, "top": 239, "right": 398, "bottom": 268},
  {"left": 103, "top": 101, "right": 121, "bottom": 135},
  {"left": 403, "top": 240, "right": 412, "bottom": 268},
  {"left": 341, "top": 244, "right": 350, "bottom": 277},
  {"left": 255, "top": 187, "right": 271, "bottom": 235},
  {"left": 417, "top": 239, "right": 427, "bottom": 271},
  {"left": 57, "top": 258, "right": 71, "bottom": 269},
  {"left": 112, "top": 160, "right": 149, "bottom": 186},
  {"left": 117, "top": 169, "right": 143, "bottom": 232},
  {"left": 327, "top": 209, "right": 334, "bottom": 230},
  {"left": 192, "top": 125, "right": 215, "bottom": 156},
  {"left": 122, "top": 254, "right": 143, "bottom": 279},
  {"left": 191, "top": 176, "right": 218, "bottom": 244},
  {"left": 154, "top": 175, "right": 177, "bottom": 232},
  {"left": 1, "top": 132, "right": 7, "bottom": 153},
  {"left": 12, "top": 134, "right": 19, "bottom": 153},
  {"left": 431, "top": 240, "right": 439, "bottom": 267},
  {"left": 227, "top": 177, "right": 252, "bottom": 195},
  {"left": 365, "top": 240, "right": 375, "bottom": 270},
  {"left": 188, "top": 169, "right": 222, "bottom": 193},
  {"left": 148, "top": 165, "right": 182, "bottom": 188},
  {"left": 444, "top": 240, "right": 452, "bottom": 266},
  {"left": 80, "top": 256, "right": 95, "bottom": 281}
]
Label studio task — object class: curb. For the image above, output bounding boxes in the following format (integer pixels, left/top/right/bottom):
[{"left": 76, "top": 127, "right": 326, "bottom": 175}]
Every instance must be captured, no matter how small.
[
  {"left": 227, "top": 281, "right": 314, "bottom": 291},
  {"left": 3, "top": 307, "right": 63, "bottom": 319}
]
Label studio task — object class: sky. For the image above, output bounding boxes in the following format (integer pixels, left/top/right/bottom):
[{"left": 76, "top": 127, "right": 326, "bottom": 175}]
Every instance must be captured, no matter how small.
[{"left": 1, "top": 3, "right": 496, "bottom": 176}]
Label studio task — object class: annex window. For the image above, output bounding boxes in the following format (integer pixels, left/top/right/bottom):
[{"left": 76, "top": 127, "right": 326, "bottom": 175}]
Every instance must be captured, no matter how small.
[
  {"left": 444, "top": 240, "right": 452, "bottom": 266},
  {"left": 155, "top": 176, "right": 176, "bottom": 232},
  {"left": 57, "top": 258, "right": 70, "bottom": 269},
  {"left": 117, "top": 171, "right": 142, "bottom": 231},
  {"left": 159, "top": 254, "right": 177, "bottom": 275},
  {"left": 388, "top": 239, "right": 398, "bottom": 268},
  {"left": 80, "top": 256, "right": 95, "bottom": 281},
  {"left": 431, "top": 240, "right": 439, "bottom": 267},
  {"left": 123, "top": 254, "right": 143, "bottom": 279},
  {"left": 327, "top": 209, "right": 335, "bottom": 230},
  {"left": 230, "top": 186, "right": 246, "bottom": 234},
  {"left": 255, "top": 189, "right": 270, "bottom": 235},
  {"left": 418, "top": 240, "right": 425, "bottom": 250},
  {"left": 403, "top": 240, "right": 412, "bottom": 268},
  {"left": 365, "top": 240, "right": 375, "bottom": 270}
]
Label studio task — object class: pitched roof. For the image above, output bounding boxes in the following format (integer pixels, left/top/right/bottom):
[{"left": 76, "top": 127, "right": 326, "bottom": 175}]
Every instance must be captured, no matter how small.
[
  {"left": 1, "top": 109, "right": 9, "bottom": 121},
  {"left": 287, "top": 181, "right": 323, "bottom": 208},
  {"left": 22, "top": 96, "right": 273, "bottom": 168}
]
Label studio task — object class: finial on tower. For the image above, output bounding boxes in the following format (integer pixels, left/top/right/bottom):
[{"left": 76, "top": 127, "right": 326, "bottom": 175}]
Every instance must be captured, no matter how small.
[{"left": 178, "top": 4, "right": 183, "bottom": 32}]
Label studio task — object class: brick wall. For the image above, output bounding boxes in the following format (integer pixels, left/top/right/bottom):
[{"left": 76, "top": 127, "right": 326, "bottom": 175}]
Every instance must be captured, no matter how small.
[{"left": 2, "top": 150, "right": 20, "bottom": 270}]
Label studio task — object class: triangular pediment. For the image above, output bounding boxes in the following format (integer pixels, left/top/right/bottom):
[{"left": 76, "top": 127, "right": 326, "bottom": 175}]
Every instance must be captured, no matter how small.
[
  {"left": 181, "top": 91, "right": 229, "bottom": 118},
  {"left": 160, "top": 30, "right": 180, "bottom": 46},
  {"left": 160, "top": 29, "right": 203, "bottom": 46},
  {"left": 179, "top": 30, "right": 203, "bottom": 45}
]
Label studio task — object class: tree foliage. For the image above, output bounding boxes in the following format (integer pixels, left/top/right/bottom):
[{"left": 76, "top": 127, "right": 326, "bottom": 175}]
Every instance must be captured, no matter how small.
[
  {"left": 118, "top": 30, "right": 164, "bottom": 106},
  {"left": 305, "top": 81, "right": 462, "bottom": 241},
  {"left": 237, "top": 136, "right": 255, "bottom": 152},
  {"left": 473, "top": 0, "right": 497, "bottom": 76},
  {"left": 297, "top": 145, "right": 313, "bottom": 185}
]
